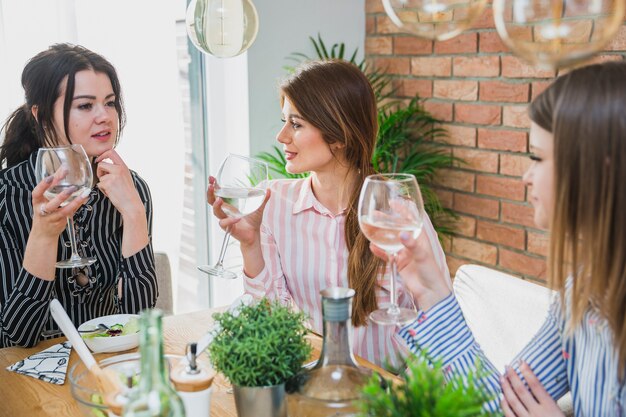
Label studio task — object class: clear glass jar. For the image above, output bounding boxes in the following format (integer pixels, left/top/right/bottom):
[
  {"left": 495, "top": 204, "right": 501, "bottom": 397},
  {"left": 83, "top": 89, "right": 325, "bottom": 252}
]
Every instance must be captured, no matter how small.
[
  {"left": 288, "top": 287, "right": 374, "bottom": 417},
  {"left": 122, "top": 309, "right": 186, "bottom": 417}
]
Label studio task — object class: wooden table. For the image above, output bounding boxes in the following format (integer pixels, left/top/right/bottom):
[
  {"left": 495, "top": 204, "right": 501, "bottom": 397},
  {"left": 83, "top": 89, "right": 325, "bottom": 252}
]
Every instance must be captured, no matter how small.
[{"left": 0, "top": 308, "right": 397, "bottom": 417}]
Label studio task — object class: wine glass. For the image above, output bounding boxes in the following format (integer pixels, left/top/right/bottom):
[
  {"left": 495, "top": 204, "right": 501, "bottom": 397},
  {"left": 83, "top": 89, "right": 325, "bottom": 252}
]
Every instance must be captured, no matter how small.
[
  {"left": 198, "top": 154, "right": 269, "bottom": 279},
  {"left": 358, "top": 173, "right": 424, "bottom": 326},
  {"left": 35, "top": 145, "right": 96, "bottom": 268}
]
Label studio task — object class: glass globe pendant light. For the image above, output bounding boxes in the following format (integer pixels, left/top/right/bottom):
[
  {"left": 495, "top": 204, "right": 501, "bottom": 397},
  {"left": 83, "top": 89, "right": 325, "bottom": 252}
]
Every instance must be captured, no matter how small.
[
  {"left": 383, "top": 0, "right": 487, "bottom": 41},
  {"left": 186, "top": 0, "right": 259, "bottom": 58},
  {"left": 493, "top": 0, "right": 625, "bottom": 69}
]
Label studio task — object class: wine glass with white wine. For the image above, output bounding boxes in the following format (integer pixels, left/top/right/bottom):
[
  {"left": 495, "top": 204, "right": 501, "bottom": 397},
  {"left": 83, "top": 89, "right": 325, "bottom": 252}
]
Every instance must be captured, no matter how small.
[
  {"left": 198, "top": 154, "right": 269, "bottom": 279},
  {"left": 358, "top": 173, "right": 424, "bottom": 326},
  {"left": 35, "top": 144, "right": 96, "bottom": 268}
]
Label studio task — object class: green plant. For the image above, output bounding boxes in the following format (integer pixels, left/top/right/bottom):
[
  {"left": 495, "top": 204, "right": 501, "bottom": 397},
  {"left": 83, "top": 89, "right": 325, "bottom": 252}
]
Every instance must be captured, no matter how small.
[
  {"left": 357, "top": 354, "right": 496, "bottom": 417},
  {"left": 208, "top": 299, "right": 312, "bottom": 387},
  {"left": 257, "top": 35, "right": 460, "bottom": 239}
]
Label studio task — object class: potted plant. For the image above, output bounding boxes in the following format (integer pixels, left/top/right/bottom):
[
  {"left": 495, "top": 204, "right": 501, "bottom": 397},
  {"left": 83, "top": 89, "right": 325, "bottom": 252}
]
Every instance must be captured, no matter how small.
[
  {"left": 257, "top": 35, "right": 461, "bottom": 240},
  {"left": 208, "top": 298, "right": 312, "bottom": 417},
  {"left": 356, "top": 354, "right": 495, "bottom": 417}
]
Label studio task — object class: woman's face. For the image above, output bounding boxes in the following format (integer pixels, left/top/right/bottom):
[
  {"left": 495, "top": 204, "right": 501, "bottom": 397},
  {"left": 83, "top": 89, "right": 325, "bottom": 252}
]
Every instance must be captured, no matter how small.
[
  {"left": 52, "top": 70, "right": 118, "bottom": 158},
  {"left": 523, "top": 122, "right": 555, "bottom": 230},
  {"left": 276, "top": 97, "right": 344, "bottom": 175}
]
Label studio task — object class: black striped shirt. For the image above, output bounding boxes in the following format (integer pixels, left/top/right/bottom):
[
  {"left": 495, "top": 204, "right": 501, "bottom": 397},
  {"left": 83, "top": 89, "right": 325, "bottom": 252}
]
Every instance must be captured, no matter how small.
[{"left": 0, "top": 151, "right": 157, "bottom": 348}]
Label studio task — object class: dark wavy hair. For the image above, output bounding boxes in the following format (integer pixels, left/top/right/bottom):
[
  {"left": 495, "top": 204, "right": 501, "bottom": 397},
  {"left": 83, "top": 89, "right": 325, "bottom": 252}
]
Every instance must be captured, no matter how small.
[{"left": 0, "top": 43, "right": 125, "bottom": 168}]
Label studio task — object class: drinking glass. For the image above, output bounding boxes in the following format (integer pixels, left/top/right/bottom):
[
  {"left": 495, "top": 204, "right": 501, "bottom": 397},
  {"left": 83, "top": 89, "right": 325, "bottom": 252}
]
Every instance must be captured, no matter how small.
[
  {"left": 198, "top": 154, "right": 269, "bottom": 279},
  {"left": 35, "top": 145, "right": 96, "bottom": 268},
  {"left": 358, "top": 173, "right": 424, "bottom": 325}
]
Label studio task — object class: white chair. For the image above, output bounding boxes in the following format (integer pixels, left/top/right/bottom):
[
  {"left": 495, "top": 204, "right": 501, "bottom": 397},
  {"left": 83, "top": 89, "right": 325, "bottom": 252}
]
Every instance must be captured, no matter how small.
[
  {"left": 154, "top": 251, "right": 173, "bottom": 315},
  {"left": 454, "top": 264, "right": 573, "bottom": 416}
]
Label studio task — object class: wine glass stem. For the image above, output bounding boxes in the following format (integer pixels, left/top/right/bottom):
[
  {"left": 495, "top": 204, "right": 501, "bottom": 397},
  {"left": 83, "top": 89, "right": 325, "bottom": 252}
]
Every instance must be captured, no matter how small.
[
  {"left": 66, "top": 217, "right": 82, "bottom": 261},
  {"left": 387, "top": 252, "right": 401, "bottom": 316},
  {"left": 213, "top": 232, "right": 231, "bottom": 269}
]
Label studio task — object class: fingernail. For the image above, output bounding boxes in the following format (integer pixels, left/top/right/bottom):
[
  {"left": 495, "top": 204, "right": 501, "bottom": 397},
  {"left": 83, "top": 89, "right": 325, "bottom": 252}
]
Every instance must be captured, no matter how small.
[
  {"left": 81, "top": 188, "right": 91, "bottom": 198},
  {"left": 44, "top": 176, "right": 53, "bottom": 183},
  {"left": 399, "top": 231, "right": 410, "bottom": 241}
]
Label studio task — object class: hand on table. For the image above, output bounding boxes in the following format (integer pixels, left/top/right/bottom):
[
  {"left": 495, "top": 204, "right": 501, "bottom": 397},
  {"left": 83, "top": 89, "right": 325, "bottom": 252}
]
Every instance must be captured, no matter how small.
[{"left": 501, "top": 361, "right": 565, "bottom": 417}]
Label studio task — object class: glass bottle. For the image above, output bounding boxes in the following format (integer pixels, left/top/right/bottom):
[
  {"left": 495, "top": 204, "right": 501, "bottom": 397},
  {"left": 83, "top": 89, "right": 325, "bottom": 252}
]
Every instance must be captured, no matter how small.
[
  {"left": 289, "top": 287, "right": 374, "bottom": 416},
  {"left": 122, "top": 309, "right": 186, "bottom": 417}
]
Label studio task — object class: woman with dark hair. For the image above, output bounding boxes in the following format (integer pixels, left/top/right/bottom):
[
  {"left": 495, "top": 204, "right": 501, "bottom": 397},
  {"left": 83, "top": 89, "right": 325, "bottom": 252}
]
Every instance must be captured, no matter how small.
[
  {"left": 207, "top": 60, "right": 449, "bottom": 368},
  {"left": 384, "top": 61, "right": 626, "bottom": 415},
  {"left": 0, "top": 44, "right": 157, "bottom": 348}
]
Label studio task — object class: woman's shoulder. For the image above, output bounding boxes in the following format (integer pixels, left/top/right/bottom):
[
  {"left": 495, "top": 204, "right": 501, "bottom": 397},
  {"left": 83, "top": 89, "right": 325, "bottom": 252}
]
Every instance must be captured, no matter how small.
[
  {"left": 267, "top": 177, "right": 308, "bottom": 193},
  {"left": 0, "top": 155, "right": 37, "bottom": 192},
  {"left": 128, "top": 170, "right": 152, "bottom": 200}
]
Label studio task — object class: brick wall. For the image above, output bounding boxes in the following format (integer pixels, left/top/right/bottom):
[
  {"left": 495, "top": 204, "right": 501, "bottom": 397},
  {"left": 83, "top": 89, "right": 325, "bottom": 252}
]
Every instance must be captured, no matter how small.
[{"left": 365, "top": 0, "right": 626, "bottom": 283}]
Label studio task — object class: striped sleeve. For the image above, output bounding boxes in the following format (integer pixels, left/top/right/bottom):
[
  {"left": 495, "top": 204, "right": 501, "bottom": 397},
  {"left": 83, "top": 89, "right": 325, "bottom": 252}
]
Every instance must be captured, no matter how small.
[
  {"left": 398, "top": 293, "right": 569, "bottom": 413},
  {"left": 119, "top": 174, "right": 158, "bottom": 313}
]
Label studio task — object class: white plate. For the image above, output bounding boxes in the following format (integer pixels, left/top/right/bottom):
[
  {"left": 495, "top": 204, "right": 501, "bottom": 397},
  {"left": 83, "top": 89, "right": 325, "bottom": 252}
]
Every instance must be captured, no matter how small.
[{"left": 77, "top": 314, "right": 140, "bottom": 353}]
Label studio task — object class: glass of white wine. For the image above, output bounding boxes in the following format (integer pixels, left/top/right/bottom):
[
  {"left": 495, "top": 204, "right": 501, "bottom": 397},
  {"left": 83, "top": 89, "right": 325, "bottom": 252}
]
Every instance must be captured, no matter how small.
[
  {"left": 358, "top": 173, "right": 424, "bottom": 326},
  {"left": 35, "top": 144, "right": 96, "bottom": 268},
  {"left": 198, "top": 153, "right": 268, "bottom": 279}
]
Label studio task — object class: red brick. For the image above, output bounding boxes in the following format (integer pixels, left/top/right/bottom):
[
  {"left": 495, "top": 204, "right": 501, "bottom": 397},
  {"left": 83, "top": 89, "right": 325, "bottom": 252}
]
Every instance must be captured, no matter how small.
[
  {"left": 435, "top": 168, "right": 475, "bottom": 192},
  {"left": 480, "top": 81, "right": 529, "bottom": 103},
  {"left": 502, "top": 56, "right": 555, "bottom": 78},
  {"left": 453, "top": 148, "right": 499, "bottom": 173},
  {"left": 453, "top": 237, "right": 497, "bottom": 265},
  {"left": 374, "top": 57, "right": 411, "bottom": 75},
  {"left": 376, "top": 15, "right": 403, "bottom": 34},
  {"left": 499, "top": 248, "right": 547, "bottom": 279},
  {"left": 503, "top": 105, "right": 530, "bottom": 128},
  {"left": 527, "top": 230, "right": 549, "bottom": 256},
  {"left": 477, "top": 175, "right": 526, "bottom": 201},
  {"left": 424, "top": 101, "right": 453, "bottom": 122},
  {"left": 472, "top": 7, "right": 494, "bottom": 29},
  {"left": 502, "top": 201, "right": 536, "bottom": 227},
  {"left": 607, "top": 25, "right": 626, "bottom": 51},
  {"left": 477, "top": 220, "right": 525, "bottom": 249},
  {"left": 453, "top": 56, "right": 500, "bottom": 77},
  {"left": 446, "top": 255, "right": 467, "bottom": 278},
  {"left": 434, "top": 188, "right": 454, "bottom": 208},
  {"left": 478, "top": 129, "right": 527, "bottom": 152},
  {"left": 454, "top": 193, "right": 499, "bottom": 219},
  {"left": 433, "top": 80, "right": 478, "bottom": 101},
  {"left": 500, "top": 153, "right": 531, "bottom": 177},
  {"left": 443, "top": 124, "right": 476, "bottom": 147},
  {"left": 411, "top": 57, "right": 452, "bottom": 76},
  {"left": 366, "top": 37, "right": 393, "bottom": 55},
  {"left": 393, "top": 36, "right": 433, "bottom": 55},
  {"left": 531, "top": 81, "right": 552, "bottom": 100},
  {"left": 455, "top": 103, "right": 501, "bottom": 125},
  {"left": 394, "top": 79, "right": 433, "bottom": 98},
  {"left": 441, "top": 235, "right": 452, "bottom": 252},
  {"left": 366, "top": 16, "right": 376, "bottom": 35},
  {"left": 365, "top": 0, "right": 386, "bottom": 13},
  {"left": 434, "top": 33, "right": 478, "bottom": 54},
  {"left": 479, "top": 31, "right": 508, "bottom": 53},
  {"left": 456, "top": 215, "right": 477, "bottom": 237}
]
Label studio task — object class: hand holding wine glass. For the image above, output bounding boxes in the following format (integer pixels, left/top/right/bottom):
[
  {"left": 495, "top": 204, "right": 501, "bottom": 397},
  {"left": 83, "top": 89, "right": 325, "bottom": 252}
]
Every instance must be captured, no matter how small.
[
  {"left": 35, "top": 145, "right": 96, "bottom": 268},
  {"left": 200, "top": 154, "right": 269, "bottom": 279},
  {"left": 358, "top": 173, "right": 424, "bottom": 326}
]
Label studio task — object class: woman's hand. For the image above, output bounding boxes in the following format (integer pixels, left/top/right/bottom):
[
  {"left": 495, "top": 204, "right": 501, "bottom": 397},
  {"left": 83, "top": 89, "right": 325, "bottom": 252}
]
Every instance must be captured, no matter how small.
[
  {"left": 95, "top": 150, "right": 145, "bottom": 218},
  {"left": 370, "top": 231, "right": 450, "bottom": 310},
  {"left": 206, "top": 176, "right": 270, "bottom": 248},
  {"left": 501, "top": 362, "right": 565, "bottom": 417}
]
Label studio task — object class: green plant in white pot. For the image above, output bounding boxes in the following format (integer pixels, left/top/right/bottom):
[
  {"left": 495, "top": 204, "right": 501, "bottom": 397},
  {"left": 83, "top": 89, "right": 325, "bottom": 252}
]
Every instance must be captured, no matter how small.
[{"left": 208, "top": 298, "right": 312, "bottom": 417}]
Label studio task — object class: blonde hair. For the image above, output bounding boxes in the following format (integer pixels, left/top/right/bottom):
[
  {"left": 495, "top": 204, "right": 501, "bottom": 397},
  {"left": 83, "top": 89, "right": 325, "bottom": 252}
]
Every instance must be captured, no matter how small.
[
  {"left": 529, "top": 61, "right": 626, "bottom": 378},
  {"left": 280, "top": 60, "right": 382, "bottom": 327}
]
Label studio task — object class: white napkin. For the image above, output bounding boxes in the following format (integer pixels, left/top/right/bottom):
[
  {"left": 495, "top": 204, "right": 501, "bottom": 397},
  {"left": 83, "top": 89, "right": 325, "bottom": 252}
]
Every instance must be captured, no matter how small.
[{"left": 6, "top": 341, "right": 72, "bottom": 385}]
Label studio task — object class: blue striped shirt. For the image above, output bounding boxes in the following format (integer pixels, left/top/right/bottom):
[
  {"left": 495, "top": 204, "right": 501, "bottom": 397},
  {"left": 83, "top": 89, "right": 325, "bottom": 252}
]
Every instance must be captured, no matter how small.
[{"left": 398, "top": 289, "right": 625, "bottom": 416}]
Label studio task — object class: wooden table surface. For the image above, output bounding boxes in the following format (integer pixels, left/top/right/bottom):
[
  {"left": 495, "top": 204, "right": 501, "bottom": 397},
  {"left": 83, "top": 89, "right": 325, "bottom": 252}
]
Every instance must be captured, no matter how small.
[{"left": 0, "top": 308, "right": 397, "bottom": 417}]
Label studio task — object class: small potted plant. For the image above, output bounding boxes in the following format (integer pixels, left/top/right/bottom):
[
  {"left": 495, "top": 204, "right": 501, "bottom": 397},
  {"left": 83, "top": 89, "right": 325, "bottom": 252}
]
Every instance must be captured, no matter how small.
[
  {"left": 356, "top": 354, "right": 495, "bottom": 417},
  {"left": 208, "top": 298, "right": 312, "bottom": 417}
]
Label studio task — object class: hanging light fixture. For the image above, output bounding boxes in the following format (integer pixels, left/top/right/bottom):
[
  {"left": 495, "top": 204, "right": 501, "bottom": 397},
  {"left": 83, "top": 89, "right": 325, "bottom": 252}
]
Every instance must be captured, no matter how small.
[
  {"left": 382, "top": 0, "right": 487, "bottom": 41},
  {"left": 493, "top": 0, "right": 625, "bottom": 69},
  {"left": 186, "top": 0, "right": 259, "bottom": 58}
]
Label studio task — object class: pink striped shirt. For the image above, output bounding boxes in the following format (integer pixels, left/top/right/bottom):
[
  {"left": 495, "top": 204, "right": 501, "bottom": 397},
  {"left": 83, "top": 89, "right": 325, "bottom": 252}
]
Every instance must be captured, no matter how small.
[{"left": 243, "top": 177, "right": 449, "bottom": 367}]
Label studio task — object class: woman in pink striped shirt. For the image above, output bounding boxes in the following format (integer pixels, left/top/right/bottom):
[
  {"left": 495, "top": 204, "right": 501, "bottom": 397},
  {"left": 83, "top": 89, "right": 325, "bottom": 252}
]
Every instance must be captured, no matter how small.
[{"left": 208, "top": 60, "right": 449, "bottom": 368}]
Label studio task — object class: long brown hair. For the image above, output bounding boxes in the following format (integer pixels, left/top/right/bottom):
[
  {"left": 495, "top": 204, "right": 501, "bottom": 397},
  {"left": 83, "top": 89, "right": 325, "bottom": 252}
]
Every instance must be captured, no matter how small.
[
  {"left": 0, "top": 43, "right": 125, "bottom": 168},
  {"left": 529, "top": 61, "right": 626, "bottom": 378},
  {"left": 280, "top": 60, "right": 382, "bottom": 326}
]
